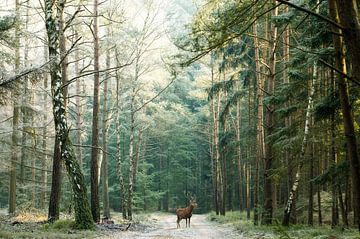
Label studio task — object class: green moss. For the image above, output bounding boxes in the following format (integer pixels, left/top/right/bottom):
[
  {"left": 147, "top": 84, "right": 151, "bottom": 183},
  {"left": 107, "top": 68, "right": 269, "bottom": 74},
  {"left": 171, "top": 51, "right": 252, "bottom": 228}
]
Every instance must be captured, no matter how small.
[{"left": 44, "top": 219, "right": 76, "bottom": 230}]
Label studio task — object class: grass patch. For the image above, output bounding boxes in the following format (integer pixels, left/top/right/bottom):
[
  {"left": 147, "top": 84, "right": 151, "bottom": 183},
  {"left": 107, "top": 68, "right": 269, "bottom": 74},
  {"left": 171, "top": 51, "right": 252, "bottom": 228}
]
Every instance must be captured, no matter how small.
[
  {"left": 43, "top": 219, "right": 76, "bottom": 230},
  {"left": 207, "top": 211, "right": 360, "bottom": 239}
]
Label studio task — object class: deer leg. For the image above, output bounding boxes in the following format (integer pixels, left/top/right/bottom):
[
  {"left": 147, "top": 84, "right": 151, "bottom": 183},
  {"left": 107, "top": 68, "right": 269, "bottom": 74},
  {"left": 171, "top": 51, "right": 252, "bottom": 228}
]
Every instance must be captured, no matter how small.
[
  {"left": 177, "top": 217, "right": 180, "bottom": 228},
  {"left": 189, "top": 217, "right": 191, "bottom": 227}
]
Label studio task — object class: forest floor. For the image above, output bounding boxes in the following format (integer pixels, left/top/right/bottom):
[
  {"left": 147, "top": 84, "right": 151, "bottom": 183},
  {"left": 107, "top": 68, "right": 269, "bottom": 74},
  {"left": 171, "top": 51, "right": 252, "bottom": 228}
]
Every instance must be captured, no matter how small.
[
  {"left": 97, "top": 212, "right": 242, "bottom": 239},
  {"left": 1, "top": 209, "right": 360, "bottom": 239}
]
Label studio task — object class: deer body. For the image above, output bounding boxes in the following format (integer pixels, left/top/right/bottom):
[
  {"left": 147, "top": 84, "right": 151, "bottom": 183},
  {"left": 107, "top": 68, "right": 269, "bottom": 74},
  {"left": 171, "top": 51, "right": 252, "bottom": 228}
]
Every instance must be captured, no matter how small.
[{"left": 176, "top": 200, "right": 197, "bottom": 228}]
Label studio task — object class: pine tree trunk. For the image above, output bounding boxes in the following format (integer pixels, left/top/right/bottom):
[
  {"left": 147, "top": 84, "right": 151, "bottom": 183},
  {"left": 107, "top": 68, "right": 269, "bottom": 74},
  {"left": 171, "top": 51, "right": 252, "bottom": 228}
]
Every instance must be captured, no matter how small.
[
  {"left": 102, "top": 48, "right": 110, "bottom": 219},
  {"left": 330, "top": 0, "right": 360, "bottom": 230},
  {"left": 45, "top": 0, "right": 93, "bottom": 229},
  {"left": 75, "top": 30, "right": 83, "bottom": 169},
  {"left": 253, "top": 20, "right": 263, "bottom": 225},
  {"left": 338, "top": 186, "right": 348, "bottom": 227},
  {"left": 215, "top": 93, "right": 224, "bottom": 216},
  {"left": 235, "top": 97, "right": 243, "bottom": 212},
  {"left": 317, "top": 183, "right": 322, "bottom": 225},
  {"left": 246, "top": 163, "right": 251, "bottom": 220},
  {"left": 308, "top": 143, "right": 315, "bottom": 226},
  {"left": 263, "top": 2, "right": 278, "bottom": 224},
  {"left": 9, "top": 0, "right": 21, "bottom": 214},
  {"left": 330, "top": 88, "right": 339, "bottom": 228},
  {"left": 90, "top": 0, "right": 100, "bottom": 223},
  {"left": 210, "top": 61, "right": 219, "bottom": 215},
  {"left": 115, "top": 56, "right": 127, "bottom": 219},
  {"left": 308, "top": 142, "right": 314, "bottom": 226}
]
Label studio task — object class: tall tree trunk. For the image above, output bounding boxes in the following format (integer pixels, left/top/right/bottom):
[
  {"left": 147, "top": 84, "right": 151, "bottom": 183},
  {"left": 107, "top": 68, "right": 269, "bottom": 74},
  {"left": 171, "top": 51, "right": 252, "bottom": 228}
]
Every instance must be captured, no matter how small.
[
  {"left": 253, "top": 20, "right": 264, "bottom": 225},
  {"left": 102, "top": 48, "right": 110, "bottom": 219},
  {"left": 41, "top": 73, "right": 48, "bottom": 209},
  {"left": 317, "top": 183, "right": 322, "bottom": 225},
  {"left": 330, "top": 0, "right": 360, "bottom": 230},
  {"left": 263, "top": 2, "right": 278, "bottom": 224},
  {"left": 210, "top": 61, "right": 219, "bottom": 215},
  {"left": 128, "top": 95, "right": 135, "bottom": 220},
  {"left": 308, "top": 142, "right": 314, "bottom": 226},
  {"left": 40, "top": 42, "right": 49, "bottom": 209},
  {"left": 330, "top": 113, "right": 338, "bottom": 227},
  {"left": 235, "top": 99, "right": 243, "bottom": 212},
  {"left": 45, "top": 0, "right": 93, "bottom": 229},
  {"left": 283, "top": 62, "right": 317, "bottom": 226},
  {"left": 75, "top": 30, "right": 83, "bottom": 169},
  {"left": 215, "top": 92, "right": 224, "bottom": 216},
  {"left": 246, "top": 163, "right": 251, "bottom": 220},
  {"left": 115, "top": 54, "right": 127, "bottom": 219},
  {"left": 47, "top": 0, "right": 65, "bottom": 221},
  {"left": 338, "top": 185, "right": 348, "bottom": 227},
  {"left": 90, "top": 0, "right": 100, "bottom": 223},
  {"left": 330, "top": 70, "right": 339, "bottom": 228},
  {"left": 59, "top": 0, "right": 68, "bottom": 110},
  {"left": 133, "top": 128, "right": 144, "bottom": 189},
  {"left": 9, "top": 0, "right": 21, "bottom": 214},
  {"left": 20, "top": 0, "right": 30, "bottom": 186}
]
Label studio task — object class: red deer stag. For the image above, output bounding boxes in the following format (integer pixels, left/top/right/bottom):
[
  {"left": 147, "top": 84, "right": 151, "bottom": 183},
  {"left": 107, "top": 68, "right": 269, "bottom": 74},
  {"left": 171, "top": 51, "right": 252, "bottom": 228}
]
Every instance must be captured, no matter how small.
[{"left": 176, "top": 198, "right": 197, "bottom": 228}]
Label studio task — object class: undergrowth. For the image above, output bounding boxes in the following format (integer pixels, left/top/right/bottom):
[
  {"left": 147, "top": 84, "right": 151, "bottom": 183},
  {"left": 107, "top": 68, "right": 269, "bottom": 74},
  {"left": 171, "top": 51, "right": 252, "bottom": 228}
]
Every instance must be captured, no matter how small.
[{"left": 208, "top": 211, "right": 360, "bottom": 239}]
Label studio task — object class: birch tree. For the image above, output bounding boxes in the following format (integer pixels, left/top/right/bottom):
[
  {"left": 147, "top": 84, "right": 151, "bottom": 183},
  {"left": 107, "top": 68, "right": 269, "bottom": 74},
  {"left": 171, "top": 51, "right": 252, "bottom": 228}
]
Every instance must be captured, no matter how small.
[{"left": 44, "top": 0, "right": 93, "bottom": 229}]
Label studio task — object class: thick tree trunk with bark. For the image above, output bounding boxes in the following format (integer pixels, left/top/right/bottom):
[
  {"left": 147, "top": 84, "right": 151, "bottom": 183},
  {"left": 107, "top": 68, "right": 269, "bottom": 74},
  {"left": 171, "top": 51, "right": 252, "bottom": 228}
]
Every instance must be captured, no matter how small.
[
  {"left": 45, "top": 0, "right": 93, "bottom": 229},
  {"left": 263, "top": 3, "right": 278, "bottom": 224},
  {"left": 331, "top": 0, "right": 360, "bottom": 230},
  {"left": 90, "top": 0, "right": 100, "bottom": 223}
]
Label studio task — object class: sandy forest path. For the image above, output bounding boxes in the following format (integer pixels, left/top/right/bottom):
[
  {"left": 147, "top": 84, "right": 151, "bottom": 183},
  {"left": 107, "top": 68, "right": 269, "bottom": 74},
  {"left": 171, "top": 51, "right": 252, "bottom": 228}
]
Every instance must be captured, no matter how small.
[{"left": 99, "top": 213, "right": 242, "bottom": 239}]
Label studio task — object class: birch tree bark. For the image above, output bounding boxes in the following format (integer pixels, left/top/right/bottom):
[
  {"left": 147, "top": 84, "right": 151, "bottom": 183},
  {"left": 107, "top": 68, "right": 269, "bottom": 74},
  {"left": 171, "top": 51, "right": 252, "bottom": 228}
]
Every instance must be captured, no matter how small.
[
  {"left": 45, "top": 0, "right": 93, "bottom": 229},
  {"left": 282, "top": 63, "right": 317, "bottom": 226}
]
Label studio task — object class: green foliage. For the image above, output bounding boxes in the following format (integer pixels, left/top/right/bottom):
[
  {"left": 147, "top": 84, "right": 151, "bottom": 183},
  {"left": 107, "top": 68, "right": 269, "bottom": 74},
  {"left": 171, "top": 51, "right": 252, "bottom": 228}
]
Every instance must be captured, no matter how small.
[
  {"left": 312, "top": 160, "right": 349, "bottom": 185},
  {"left": 43, "top": 219, "right": 76, "bottom": 230},
  {"left": 314, "top": 91, "right": 340, "bottom": 120}
]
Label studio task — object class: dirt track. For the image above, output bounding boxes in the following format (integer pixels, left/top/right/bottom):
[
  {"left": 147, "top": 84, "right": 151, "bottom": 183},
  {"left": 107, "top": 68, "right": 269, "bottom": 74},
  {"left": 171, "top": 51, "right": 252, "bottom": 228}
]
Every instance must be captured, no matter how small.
[{"left": 99, "top": 213, "right": 242, "bottom": 239}]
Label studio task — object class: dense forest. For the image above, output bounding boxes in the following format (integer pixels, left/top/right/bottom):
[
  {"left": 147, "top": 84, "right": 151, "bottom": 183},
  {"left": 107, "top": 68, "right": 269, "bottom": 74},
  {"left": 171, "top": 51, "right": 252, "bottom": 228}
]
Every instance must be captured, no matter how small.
[{"left": 0, "top": 0, "right": 360, "bottom": 238}]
